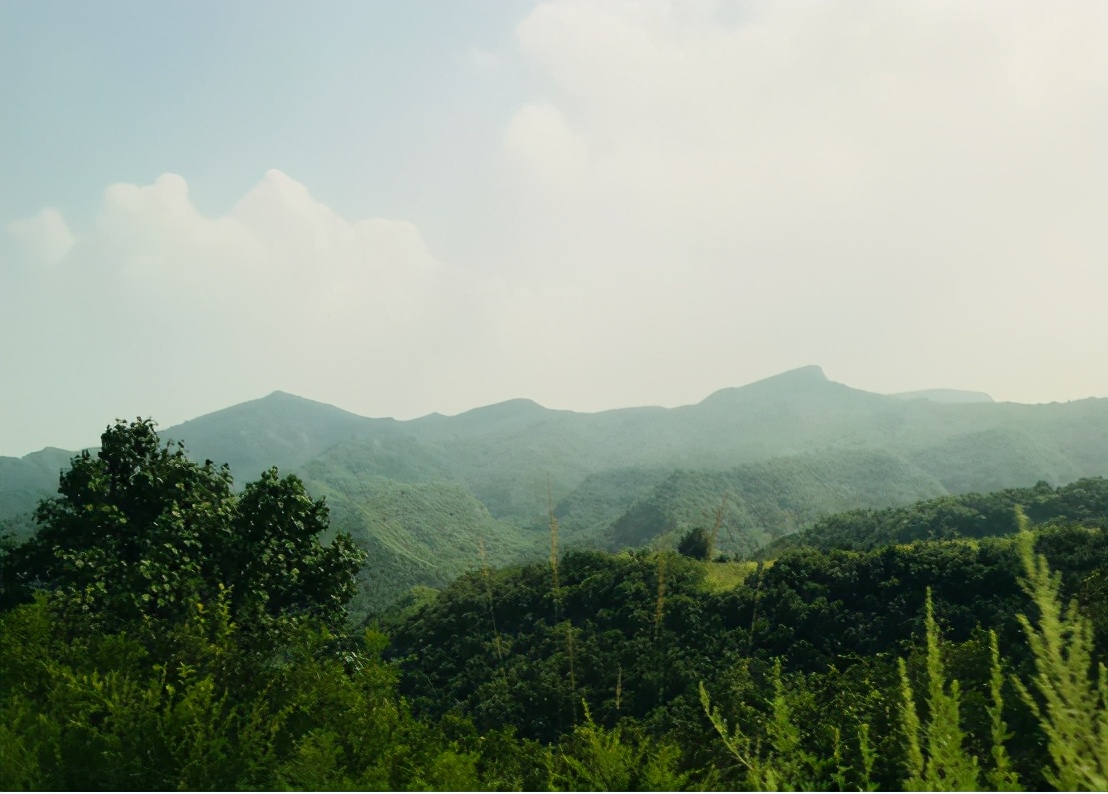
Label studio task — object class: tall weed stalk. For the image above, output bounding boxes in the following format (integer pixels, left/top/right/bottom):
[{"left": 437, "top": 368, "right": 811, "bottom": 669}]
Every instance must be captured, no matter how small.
[
  {"left": 548, "top": 479, "right": 577, "bottom": 725},
  {"left": 477, "top": 538, "right": 508, "bottom": 691}
]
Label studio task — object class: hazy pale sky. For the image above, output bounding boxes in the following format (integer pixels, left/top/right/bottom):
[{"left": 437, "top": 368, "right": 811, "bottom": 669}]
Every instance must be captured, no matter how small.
[{"left": 1, "top": 0, "right": 1106, "bottom": 457}]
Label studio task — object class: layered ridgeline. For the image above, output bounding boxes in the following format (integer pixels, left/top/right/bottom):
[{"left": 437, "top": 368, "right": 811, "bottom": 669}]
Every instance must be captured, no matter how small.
[
  {"left": 3, "top": 367, "right": 1106, "bottom": 607},
  {"left": 0, "top": 448, "right": 74, "bottom": 538}
]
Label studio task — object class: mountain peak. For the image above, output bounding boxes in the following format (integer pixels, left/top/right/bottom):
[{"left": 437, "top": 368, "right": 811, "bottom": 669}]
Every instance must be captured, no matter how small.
[
  {"left": 456, "top": 397, "right": 546, "bottom": 418},
  {"left": 699, "top": 365, "right": 831, "bottom": 405},
  {"left": 763, "top": 365, "right": 827, "bottom": 383},
  {"left": 262, "top": 390, "right": 303, "bottom": 401}
]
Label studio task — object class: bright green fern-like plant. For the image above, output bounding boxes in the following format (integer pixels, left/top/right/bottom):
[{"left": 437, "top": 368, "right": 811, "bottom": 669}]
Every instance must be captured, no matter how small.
[
  {"left": 700, "top": 659, "right": 822, "bottom": 791},
  {"left": 1012, "top": 523, "right": 1107, "bottom": 791},
  {"left": 986, "top": 629, "right": 1020, "bottom": 791},
  {"left": 898, "top": 588, "right": 980, "bottom": 791}
]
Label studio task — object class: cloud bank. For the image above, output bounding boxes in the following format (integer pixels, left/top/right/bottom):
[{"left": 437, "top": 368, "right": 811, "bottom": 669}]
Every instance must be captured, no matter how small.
[
  {"left": 501, "top": 0, "right": 1108, "bottom": 403},
  {"left": 2, "top": 0, "right": 1105, "bottom": 456},
  {"left": 1, "top": 170, "right": 520, "bottom": 454}
]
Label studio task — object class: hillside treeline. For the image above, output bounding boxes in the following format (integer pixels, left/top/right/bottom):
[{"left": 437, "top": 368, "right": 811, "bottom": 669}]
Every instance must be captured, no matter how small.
[
  {"left": 772, "top": 477, "right": 1108, "bottom": 553},
  {"left": 6, "top": 369, "right": 1108, "bottom": 611},
  {"left": 1, "top": 421, "right": 1105, "bottom": 790}
]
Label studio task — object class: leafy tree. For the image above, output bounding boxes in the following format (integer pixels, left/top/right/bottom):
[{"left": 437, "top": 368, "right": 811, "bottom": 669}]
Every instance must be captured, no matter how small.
[
  {"left": 677, "top": 527, "right": 712, "bottom": 561},
  {"left": 5, "top": 419, "right": 365, "bottom": 641},
  {"left": 227, "top": 467, "right": 363, "bottom": 629}
]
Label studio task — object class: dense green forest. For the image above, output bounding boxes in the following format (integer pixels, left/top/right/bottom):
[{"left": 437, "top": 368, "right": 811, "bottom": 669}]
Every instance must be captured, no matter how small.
[{"left": 1, "top": 420, "right": 1106, "bottom": 790}]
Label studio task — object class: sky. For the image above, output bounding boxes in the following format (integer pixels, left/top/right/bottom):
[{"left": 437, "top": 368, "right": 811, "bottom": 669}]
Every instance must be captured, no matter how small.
[{"left": 1, "top": 0, "right": 1106, "bottom": 457}]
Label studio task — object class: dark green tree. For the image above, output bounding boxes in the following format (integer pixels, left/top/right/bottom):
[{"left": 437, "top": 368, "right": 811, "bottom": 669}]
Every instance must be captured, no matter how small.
[
  {"left": 228, "top": 466, "right": 364, "bottom": 627},
  {"left": 5, "top": 418, "right": 365, "bottom": 638},
  {"left": 677, "top": 527, "right": 713, "bottom": 560}
]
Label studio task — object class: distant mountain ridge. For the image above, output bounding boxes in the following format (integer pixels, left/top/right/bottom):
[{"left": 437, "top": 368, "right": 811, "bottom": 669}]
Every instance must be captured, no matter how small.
[
  {"left": 890, "top": 388, "right": 994, "bottom": 403},
  {"left": 4, "top": 366, "right": 1107, "bottom": 607},
  {"left": 163, "top": 390, "right": 392, "bottom": 480}
]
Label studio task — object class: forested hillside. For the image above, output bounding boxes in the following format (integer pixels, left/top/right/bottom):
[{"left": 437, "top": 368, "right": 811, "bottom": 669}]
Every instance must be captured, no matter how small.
[
  {"left": 3, "top": 367, "right": 1107, "bottom": 608},
  {"left": 1, "top": 420, "right": 1105, "bottom": 790},
  {"left": 602, "top": 449, "right": 947, "bottom": 556},
  {"left": 388, "top": 528, "right": 1107, "bottom": 790},
  {"left": 317, "top": 477, "right": 536, "bottom": 614},
  {"left": 0, "top": 448, "right": 75, "bottom": 540},
  {"left": 769, "top": 477, "right": 1108, "bottom": 553}
]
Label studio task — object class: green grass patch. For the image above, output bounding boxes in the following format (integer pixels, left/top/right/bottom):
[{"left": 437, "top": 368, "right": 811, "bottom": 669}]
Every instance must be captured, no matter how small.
[{"left": 703, "top": 560, "right": 764, "bottom": 592}]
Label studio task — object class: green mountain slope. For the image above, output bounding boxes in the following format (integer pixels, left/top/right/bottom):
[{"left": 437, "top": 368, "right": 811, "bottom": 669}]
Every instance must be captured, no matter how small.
[
  {"left": 161, "top": 390, "right": 390, "bottom": 481},
  {"left": 313, "top": 366, "right": 1107, "bottom": 531},
  {"left": 906, "top": 427, "right": 1083, "bottom": 494},
  {"left": 4, "top": 367, "right": 1106, "bottom": 610},
  {"left": 552, "top": 467, "right": 675, "bottom": 543},
  {"left": 0, "top": 448, "right": 75, "bottom": 537},
  {"left": 767, "top": 476, "right": 1108, "bottom": 554},
  {"left": 306, "top": 473, "right": 538, "bottom": 611},
  {"left": 9, "top": 368, "right": 1107, "bottom": 528},
  {"left": 605, "top": 449, "right": 948, "bottom": 555}
]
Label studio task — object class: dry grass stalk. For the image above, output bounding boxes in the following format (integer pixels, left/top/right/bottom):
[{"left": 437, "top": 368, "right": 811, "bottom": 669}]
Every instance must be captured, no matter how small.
[
  {"left": 548, "top": 477, "right": 561, "bottom": 608},
  {"left": 749, "top": 557, "right": 767, "bottom": 639},
  {"left": 708, "top": 493, "right": 729, "bottom": 560},
  {"left": 547, "top": 477, "right": 578, "bottom": 724},
  {"left": 477, "top": 537, "right": 508, "bottom": 687},
  {"left": 654, "top": 552, "right": 667, "bottom": 638},
  {"left": 566, "top": 621, "right": 578, "bottom": 704}
]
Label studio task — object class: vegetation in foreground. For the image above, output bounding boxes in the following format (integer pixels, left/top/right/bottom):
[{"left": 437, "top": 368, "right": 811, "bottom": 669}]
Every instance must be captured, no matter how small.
[{"left": 1, "top": 420, "right": 1105, "bottom": 790}]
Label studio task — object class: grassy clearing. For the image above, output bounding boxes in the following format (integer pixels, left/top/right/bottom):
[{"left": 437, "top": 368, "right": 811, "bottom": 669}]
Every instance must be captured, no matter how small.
[{"left": 703, "top": 560, "right": 768, "bottom": 592}]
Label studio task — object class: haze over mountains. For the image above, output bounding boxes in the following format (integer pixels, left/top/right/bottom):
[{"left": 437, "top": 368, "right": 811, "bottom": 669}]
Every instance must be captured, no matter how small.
[{"left": 3, "top": 365, "right": 1106, "bottom": 607}]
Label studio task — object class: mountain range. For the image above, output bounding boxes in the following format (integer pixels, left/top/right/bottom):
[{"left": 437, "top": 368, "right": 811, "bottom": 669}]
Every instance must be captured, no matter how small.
[{"left": 4, "top": 365, "right": 1106, "bottom": 608}]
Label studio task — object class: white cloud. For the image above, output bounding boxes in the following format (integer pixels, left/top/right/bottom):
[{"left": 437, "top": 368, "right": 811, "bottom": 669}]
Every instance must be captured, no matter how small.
[
  {"left": 7, "top": 208, "right": 74, "bottom": 265},
  {"left": 93, "top": 169, "right": 441, "bottom": 319},
  {"left": 504, "top": 103, "right": 589, "bottom": 190},
  {"left": 2, "top": 1, "right": 1106, "bottom": 456},
  {"left": 0, "top": 171, "right": 515, "bottom": 455},
  {"left": 501, "top": 0, "right": 1108, "bottom": 405}
]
